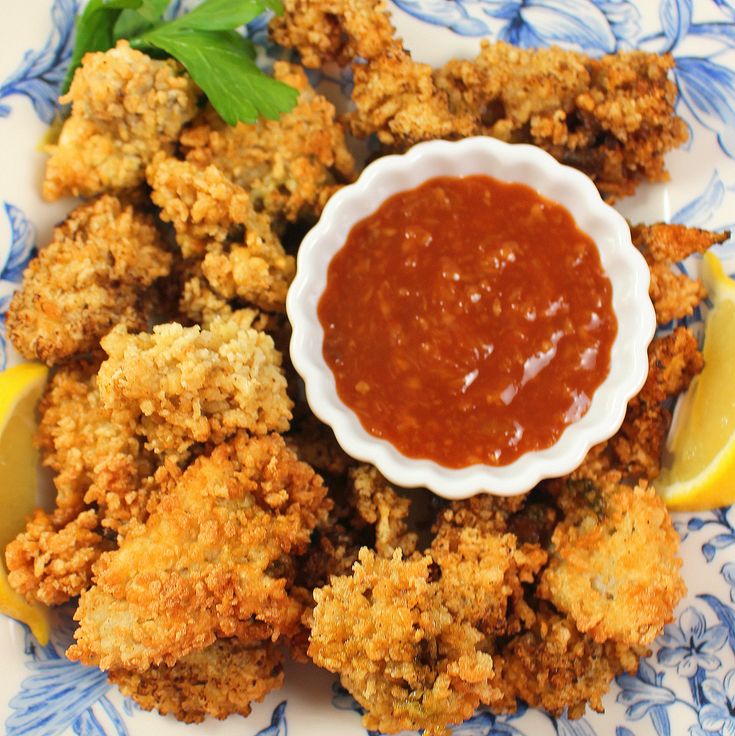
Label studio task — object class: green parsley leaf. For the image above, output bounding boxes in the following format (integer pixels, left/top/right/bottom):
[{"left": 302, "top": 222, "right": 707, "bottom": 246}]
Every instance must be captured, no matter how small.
[
  {"left": 133, "top": 27, "right": 297, "bottom": 124},
  {"left": 162, "top": 0, "right": 281, "bottom": 32},
  {"left": 62, "top": 0, "right": 143, "bottom": 93},
  {"left": 114, "top": 0, "right": 170, "bottom": 39}
]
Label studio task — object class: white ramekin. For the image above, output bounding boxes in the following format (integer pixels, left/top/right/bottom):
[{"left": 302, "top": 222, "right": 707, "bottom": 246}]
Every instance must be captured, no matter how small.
[{"left": 287, "top": 137, "right": 655, "bottom": 498}]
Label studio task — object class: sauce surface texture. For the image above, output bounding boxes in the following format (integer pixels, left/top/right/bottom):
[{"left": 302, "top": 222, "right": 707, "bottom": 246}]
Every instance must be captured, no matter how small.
[{"left": 318, "top": 175, "right": 617, "bottom": 468}]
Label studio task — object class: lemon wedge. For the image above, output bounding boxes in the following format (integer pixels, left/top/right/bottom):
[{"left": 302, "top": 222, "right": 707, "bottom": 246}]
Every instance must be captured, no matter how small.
[
  {"left": 657, "top": 252, "right": 735, "bottom": 511},
  {"left": 0, "top": 362, "right": 50, "bottom": 644}
]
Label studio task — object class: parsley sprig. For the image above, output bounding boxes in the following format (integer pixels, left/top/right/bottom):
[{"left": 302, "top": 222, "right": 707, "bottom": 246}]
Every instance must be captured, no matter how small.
[{"left": 63, "top": 0, "right": 298, "bottom": 125}]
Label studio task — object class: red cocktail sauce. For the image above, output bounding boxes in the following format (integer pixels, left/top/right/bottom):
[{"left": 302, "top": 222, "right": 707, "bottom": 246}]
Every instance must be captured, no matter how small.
[{"left": 318, "top": 175, "right": 617, "bottom": 469}]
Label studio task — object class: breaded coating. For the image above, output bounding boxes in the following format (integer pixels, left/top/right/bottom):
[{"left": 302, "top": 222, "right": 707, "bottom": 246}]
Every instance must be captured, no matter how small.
[
  {"left": 494, "top": 605, "right": 644, "bottom": 718},
  {"left": 43, "top": 41, "right": 198, "bottom": 200},
  {"left": 349, "top": 465, "right": 418, "bottom": 558},
  {"left": 68, "top": 433, "right": 329, "bottom": 670},
  {"left": 109, "top": 639, "right": 284, "bottom": 723},
  {"left": 269, "top": 0, "right": 398, "bottom": 67},
  {"left": 539, "top": 477, "right": 685, "bottom": 646},
  {"left": 430, "top": 527, "right": 546, "bottom": 637},
  {"left": 5, "top": 509, "right": 108, "bottom": 607},
  {"left": 147, "top": 157, "right": 294, "bottom": 311},
  {"left": 181, "top": 62, "right": 355, "bottom": 223},
  {"left": 631, "top": 223, "right": 729, "bottom": 324},
  {"left": 6, "top": 195, "right": 171, "bottom": 365},
  {"left": 349, "top": 42, "right": 687, "bottom": 198},
  {"left": 309, "top": 548, "right": 499, "bottom": 736},
  {"left": 5, "top": 363, "right": 155, "bottom": 605},
  {"left": 611, "top": 327, "right": 703, "bottom": 479},
  {"left": 35, "top": 362, "right": 154, "bottom": 530},
  {"left": 433, "top": 494, "right": 528, "bottom": 537},
  {"left": 97, "top": 318, "right": 292, "bottom": 460}
]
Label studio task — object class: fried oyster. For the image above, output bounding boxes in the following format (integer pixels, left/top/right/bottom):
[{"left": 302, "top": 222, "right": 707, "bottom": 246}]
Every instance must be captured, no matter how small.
[
  {"left": 6, "top": 195, "right": 171, "bottom": 365},
  {"left": 68, "top": 433, "right": 330, "bottom": 671},
  {"left": 43, "top": 41, "right": 198, "bottom": 200}
]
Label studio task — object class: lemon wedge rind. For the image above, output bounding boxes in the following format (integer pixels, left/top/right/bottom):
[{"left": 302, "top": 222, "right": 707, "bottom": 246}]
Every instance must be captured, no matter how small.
[
  {"left": 657, "top": 251, "right": 735, "bottom": 512},
  {"left": 0, "top": 362, "right": 50, "bottom": 644}
]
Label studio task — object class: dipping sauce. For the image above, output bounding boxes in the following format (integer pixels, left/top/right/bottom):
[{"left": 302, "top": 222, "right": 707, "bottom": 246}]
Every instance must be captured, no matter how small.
[{"left": 318, "top": 175, "right": 617, "bottom": 469}]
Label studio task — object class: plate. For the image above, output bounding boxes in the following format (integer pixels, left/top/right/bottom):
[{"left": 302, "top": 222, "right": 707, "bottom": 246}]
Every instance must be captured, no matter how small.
[{"left": 1, "top": 1, "right": 735, "bottom": 735}]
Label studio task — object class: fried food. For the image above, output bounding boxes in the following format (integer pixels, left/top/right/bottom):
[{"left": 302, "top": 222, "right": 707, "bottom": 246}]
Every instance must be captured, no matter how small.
[
  {"left": 349, "top": 43, "right": 686, "bottom": 198},
  {"left": 539, "top": 476, "right": 685, "bottom": 646},
  {"left": 181, "top": 62, "right": 355, "bottom": 223},
  {"left": 109, "top": 639, "right": 284, "bottom": 722},
  {"left": 5, "top": 508, "right": 108, "bottom": 607},
  {"left": 68, "top": 432, "right": 329, "bottom": 671},
  {"left": 6, "top": 195, "right": 171, "bottom": 365},
  {"left": 611, "top": 327, "right": 704, "bottom": 479},
  {"left": 43, "top": 41, "right": 198, "bottom": 200},
  {"left": 309, "top": 548, "right": 499, "bottom": 736},
  {"left": 270, "top": 0, "right": 398, "bottom": 67},
  {"left": 350, "top": 465, "right": 418, "bottom": 558},
  {"left": 5, "top": 362, "right": 155, "bottom": 605},
  {"left": 430, "top": 527, "right": 546, "bottom": 638},
  {"left": 493, "top": 605, "right": 644, "bottom": 718},
  {"left": 97, "top": 317, "right": 292, "bottom": 460},
  {"left": 147, "top": 156, "right": 295, "bottom": 311},
  {"left": 631, "top": 223, "right": 729, "bottom": 324}
]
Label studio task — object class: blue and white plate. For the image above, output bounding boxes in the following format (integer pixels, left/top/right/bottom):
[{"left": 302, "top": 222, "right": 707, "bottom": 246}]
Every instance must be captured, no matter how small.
[{"left": 2, "top": 1, "right": 735, "bottom": 735}]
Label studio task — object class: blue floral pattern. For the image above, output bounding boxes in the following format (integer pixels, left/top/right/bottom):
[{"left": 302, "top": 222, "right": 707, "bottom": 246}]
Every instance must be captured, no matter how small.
[
  {"left": 3, "top": 1, "right": 735, "bottom": 735},
  {"left": 0, "top": 0, "right": 77, "bottom": 123},
  {"left": 0, "top": 202, "right": 37, "bottom": 370}
]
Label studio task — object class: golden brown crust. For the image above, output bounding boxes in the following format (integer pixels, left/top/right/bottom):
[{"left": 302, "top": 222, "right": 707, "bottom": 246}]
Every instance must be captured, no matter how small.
[
  {"left": 348, "top": 42, "right": 687, "bottom": 198},
  {"left": 309, "top": 548, "right": 499, "bottom": 736},
  {"left": 147, "top": 156, "right": 295, "bottom": 312},
  {"left": 181, "top": 62, "right": 355, "bottom": 223},
  {"left": 68, "top": 432, "right": 329, "bottom": 671},
  {"left": 631, "top": 223, "right": 729, "bottom": 324},
  {"left": 539, "top": 478, "right": 685, "bottom": 646},
  {"left": 5, "top": 508, "right": 108, "bottom": 606},
  {"left": 109, "top": 639, "right": 284, "bottom": 722},
  {"left": 611, "top": 327, "right": 704, "bottom": 479},
  {"left": 43, "top": 41, "right": 198, "bottom": 200},
  {"left": 493, "top": 605, "right": 645, "bottom": 718},
  {"left": 5, "top": 362, "right": 156, "bottom": 605},
  {"left": 97, "top": 318, "right": 293, "bottom": 461},
  {"left": 6, "top": 195, "right": 171, "bottom": 365},
  {"left": 269, "top": 0, "right": 398, "bottom": 67}
]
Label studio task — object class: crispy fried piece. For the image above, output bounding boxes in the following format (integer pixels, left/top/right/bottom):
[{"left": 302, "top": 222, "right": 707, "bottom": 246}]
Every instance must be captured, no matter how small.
[
  {"left": 68, "top": 433, "right": 329, "bottom": 670},
  {"left": 433, "top": 494, "right": 528, "bottom": 537},
  {"left": 269, "top": 0, "right": 398, "bottom": 67},
  {"left": 35, "top": 362, "right": 154, "bottom": 529},
  {"left": 97, "top": 318, "right": 292, "bottom": 461},
  {"left": 539, "top": 476, "right": 685, "bottom": 646},
  {"left": 6, "top": 195, "right": 171, "bottom": 365},
  {"left": 611, "top": 327, "right": 703, "bottom": 479},
  {"left": 349, "top": 42, "right": 687, "bottom": 198},
  {"left": 181, "top": 62, "right": 355, "bottom": 223},
  {"left": 431, "top": 527, "right": 546, "bottom": 637},
  {"left": 309, "top": 548, "right": 499, "bottom": 736},
  {"left": 349, "top": 51, "right": 475, "bottom": 144},
  {"left": 350, "top": 465, "right": 418, "bottom": 558},
  {"left": 147, "top": 156, "right": 294, "bottom": 311},
  {"left": 5, "top": 363, "right": 156, "bottom": 605},
  {"left": 43, "top": 41, "right": 198, "bottom": 200},
  {"left": 5, "top": 509, "right": 108, "bottom": 606},
  {"left": 109, "top": 639, "right": 284, "bottom": 722},
  {"left": 631, "top": 223, "right": 729, "bottom": 324},
  {"left": 493, "top": 604, "right": 644, "bottom": 718}
]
